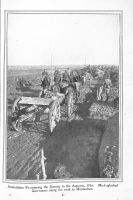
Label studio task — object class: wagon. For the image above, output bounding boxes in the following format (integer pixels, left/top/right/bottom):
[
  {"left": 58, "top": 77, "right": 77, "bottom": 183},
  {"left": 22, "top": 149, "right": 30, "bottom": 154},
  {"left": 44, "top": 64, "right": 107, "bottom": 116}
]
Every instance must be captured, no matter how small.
[{"left": 11, "top": 91, "right": 74, "bottom": 133}]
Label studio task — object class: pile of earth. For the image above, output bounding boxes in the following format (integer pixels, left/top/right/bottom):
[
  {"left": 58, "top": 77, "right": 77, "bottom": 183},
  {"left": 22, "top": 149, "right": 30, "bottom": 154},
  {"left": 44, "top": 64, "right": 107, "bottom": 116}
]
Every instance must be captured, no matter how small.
[
  {"left": 98, "top": 113, "right": 119, "bottom": 178},
  {"left": 89, "top": 102, "right": 118, "bottom": 120}
]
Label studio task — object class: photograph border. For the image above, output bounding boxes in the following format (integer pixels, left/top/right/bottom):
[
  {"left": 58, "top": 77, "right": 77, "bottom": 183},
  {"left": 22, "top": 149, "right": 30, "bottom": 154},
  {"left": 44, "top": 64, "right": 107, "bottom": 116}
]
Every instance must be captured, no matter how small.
[{"left": 3, "top": 10, "right": 123, "bottom": 183}]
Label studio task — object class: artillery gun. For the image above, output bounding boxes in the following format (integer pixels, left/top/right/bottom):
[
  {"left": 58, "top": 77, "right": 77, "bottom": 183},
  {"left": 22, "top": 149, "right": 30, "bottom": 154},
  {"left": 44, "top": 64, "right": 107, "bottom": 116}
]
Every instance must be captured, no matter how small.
[{"left": 11, "top": 89, "right": 74, "bottom": 133}]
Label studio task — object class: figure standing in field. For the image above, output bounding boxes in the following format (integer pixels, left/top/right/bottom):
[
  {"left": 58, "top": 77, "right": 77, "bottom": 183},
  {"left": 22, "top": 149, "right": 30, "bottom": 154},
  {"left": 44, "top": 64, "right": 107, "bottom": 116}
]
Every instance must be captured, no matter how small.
[
  {"left": 40, "top": 70, "right": 50, "bottom": 97},
  {"left": 103, "top": 78, "right": 112, "bottom": 101},
  {"left": 69, "top": 70, "right": 81, "bottom": 101},
  {"left": 82, "top": 71, "right": 93, "bottom": 90},
  {"left": 97, "top": 78, "right": 112, "bottom": 101},
  {"left": 49, "top": 71, "right": 54, "bottom": 90},
  {"left": 54, "top": 70, "right": 61, "bottom": 84},
  {"left": 52, "top": 70, "right": 62, "bottom": 94}
]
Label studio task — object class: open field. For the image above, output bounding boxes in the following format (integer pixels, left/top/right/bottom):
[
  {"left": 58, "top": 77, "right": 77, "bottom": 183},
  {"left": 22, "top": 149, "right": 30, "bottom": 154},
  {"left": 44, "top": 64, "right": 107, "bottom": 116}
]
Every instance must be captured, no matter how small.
[{"left": 6, "top": 65, "right": 119, "bottom": 180}]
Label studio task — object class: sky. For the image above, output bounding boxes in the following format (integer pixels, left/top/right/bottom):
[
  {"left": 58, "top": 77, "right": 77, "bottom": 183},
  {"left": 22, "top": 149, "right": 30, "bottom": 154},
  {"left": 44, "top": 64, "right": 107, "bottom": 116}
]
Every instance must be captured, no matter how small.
[{"left": 8, "top": 13, "right": 120, "bottom": 66}]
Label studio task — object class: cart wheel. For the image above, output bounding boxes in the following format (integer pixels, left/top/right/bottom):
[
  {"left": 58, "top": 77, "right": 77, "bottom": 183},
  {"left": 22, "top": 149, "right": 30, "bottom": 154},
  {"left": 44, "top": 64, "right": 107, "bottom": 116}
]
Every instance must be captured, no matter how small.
[
  {"left": 12, "top": 119, "right": 22, "bottom": 132},
  {"left": 65, "top": 86, "right": 76, "bottom": 103},
  {"left": 49, "top": 100, "right": 60, "bottom": 133},
  {"left": 12, "top": 97, "right": 22, "bottom": 131},
  {"left": 12, "top": 97, "right": 21, "bottom": 114},
  {"left": 67, "top": 91, "right": 74, "bottom": 119}
]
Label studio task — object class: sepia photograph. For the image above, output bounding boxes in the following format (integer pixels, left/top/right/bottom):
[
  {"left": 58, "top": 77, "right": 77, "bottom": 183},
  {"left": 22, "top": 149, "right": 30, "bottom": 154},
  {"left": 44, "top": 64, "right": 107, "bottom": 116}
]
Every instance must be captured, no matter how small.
[{"left": 5, "top": 11, "right": 122, "bottom": 181}]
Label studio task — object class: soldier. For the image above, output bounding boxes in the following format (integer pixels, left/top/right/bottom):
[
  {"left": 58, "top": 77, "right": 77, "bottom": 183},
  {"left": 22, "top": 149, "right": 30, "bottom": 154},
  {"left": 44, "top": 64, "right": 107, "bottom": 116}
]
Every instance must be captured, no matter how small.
[
  {"left": 48, "top": 71, "right": 54, "bottom": 90},
  {"left": 54, "top": 70, "right": 61, "bottom": 84},
  {"left": 103, "top": 78, "right": 112, "bottom": 101},
  {"left": 70, "top": 70, "right": 79, "bottom": 83},
  {"left": 40, "top": 71, "right": 50, "bottom": 97},
  {"left": 97, "top": 78, "right": 112, "bottom": 101},
  {"left": 97, "top": 84, "right": 104, "bottom": 101},
  {"left": 84, "top": 71, "right": 93, "bottom": 87}
]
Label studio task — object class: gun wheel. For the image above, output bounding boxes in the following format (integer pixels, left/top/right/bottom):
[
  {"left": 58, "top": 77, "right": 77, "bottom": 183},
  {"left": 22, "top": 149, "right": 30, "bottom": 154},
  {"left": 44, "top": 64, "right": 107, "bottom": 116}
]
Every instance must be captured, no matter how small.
[
  {"left": 67, "top": 91, "right": 74, "bottom": 120},
  {"left": 12, "top": 119, "right": 22, "bottom": 132},
  {"left": 49, "top": 100, "right": 60, "bottom": 133},
  {"left": 12, "top": 97, "right": 23, "bottom": 131},
  {"left": 12, "top": 97, "right": 21, "bottom": 114}
]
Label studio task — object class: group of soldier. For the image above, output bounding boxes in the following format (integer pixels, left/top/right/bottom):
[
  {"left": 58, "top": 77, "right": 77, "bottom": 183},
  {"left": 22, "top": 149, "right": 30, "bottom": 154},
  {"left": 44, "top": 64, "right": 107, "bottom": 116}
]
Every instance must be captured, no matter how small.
[
  {"left": 41, "top": 69, "right": 81, "bottom": 91},
  {"left": 40, "top": 68, "right": 112, "bottom": 102}
]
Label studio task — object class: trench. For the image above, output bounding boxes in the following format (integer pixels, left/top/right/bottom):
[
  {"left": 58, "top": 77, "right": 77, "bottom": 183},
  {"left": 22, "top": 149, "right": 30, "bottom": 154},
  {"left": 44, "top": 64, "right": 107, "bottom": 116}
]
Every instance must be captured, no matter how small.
[{"left": 42, "top": 118, "right": 105, "bottom": 179}]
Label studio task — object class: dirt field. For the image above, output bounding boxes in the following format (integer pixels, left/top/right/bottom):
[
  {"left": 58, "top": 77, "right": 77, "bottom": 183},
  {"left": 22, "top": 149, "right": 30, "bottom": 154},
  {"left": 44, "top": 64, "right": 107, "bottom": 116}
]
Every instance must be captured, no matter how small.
[{"left": 6, "top": 68, "right": 119, "bottom": 180}]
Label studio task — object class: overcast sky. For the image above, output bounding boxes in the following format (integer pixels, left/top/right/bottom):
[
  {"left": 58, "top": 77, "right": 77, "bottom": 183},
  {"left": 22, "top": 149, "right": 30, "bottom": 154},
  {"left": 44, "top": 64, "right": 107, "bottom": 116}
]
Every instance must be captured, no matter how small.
[{"left": 8, "top": 13, "right": 119, "bottom": 66}]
